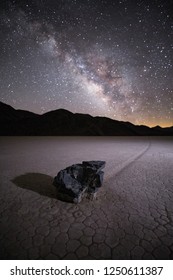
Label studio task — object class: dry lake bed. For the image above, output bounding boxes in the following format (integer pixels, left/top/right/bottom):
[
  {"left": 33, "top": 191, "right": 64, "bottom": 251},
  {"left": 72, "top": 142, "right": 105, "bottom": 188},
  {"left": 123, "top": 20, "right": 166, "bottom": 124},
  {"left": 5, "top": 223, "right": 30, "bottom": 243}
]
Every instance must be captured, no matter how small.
[{"left": 0, "top": 136, "right": 173, "bottom": 259}]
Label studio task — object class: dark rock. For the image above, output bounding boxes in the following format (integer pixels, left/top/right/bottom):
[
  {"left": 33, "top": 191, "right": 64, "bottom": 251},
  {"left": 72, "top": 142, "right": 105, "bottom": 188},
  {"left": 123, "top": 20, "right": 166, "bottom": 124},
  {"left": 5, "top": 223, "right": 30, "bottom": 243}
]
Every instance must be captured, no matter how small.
[{"left": 53, "top": 161, "right": 106, "bottom": 203}]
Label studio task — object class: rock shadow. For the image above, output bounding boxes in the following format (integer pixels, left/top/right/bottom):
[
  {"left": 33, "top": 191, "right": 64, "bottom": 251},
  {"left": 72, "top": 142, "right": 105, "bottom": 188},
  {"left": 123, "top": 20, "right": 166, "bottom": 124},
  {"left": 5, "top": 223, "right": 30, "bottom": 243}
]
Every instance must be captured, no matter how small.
[{"left": 12, "top": 173, "right": 57, "bottom": 199}]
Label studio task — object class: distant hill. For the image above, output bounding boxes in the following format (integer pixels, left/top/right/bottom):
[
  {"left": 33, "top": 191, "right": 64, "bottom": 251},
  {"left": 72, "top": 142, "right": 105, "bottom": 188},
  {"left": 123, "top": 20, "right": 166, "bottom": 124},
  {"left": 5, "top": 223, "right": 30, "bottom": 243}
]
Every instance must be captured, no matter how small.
[{"left": 0, "top": 101, "right": 173, "bottom": 136}]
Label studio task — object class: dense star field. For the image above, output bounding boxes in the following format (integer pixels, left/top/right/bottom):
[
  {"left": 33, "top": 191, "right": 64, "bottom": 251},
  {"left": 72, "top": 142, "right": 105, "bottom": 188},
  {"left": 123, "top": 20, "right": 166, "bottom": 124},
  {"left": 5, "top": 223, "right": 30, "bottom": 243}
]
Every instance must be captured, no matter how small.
[{"left": 0, "top": 0, "right": 172, "bottom": 127}]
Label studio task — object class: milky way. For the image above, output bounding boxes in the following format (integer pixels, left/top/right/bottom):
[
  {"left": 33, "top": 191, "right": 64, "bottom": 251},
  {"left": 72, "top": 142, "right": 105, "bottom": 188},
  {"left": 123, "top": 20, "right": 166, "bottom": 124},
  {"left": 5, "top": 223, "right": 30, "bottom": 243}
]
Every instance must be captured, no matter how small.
[{"left": 0, "top": 0, "right": 173, "bottom": 127}]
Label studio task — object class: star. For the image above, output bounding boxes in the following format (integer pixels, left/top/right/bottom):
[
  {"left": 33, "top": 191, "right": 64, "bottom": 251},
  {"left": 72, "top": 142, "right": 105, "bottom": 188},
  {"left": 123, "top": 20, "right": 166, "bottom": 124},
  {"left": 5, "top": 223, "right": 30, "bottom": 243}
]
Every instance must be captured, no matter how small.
[{"left": 0, "top": 0, "right": 172, "bottom": 127}]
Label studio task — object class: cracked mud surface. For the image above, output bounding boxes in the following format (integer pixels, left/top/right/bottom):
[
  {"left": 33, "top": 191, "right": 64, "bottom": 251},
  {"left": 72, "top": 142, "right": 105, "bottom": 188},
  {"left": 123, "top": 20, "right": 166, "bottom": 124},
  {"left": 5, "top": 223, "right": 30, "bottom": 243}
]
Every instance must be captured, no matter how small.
[{"left": 0, "top": 137, "right": 173, "bottom": 259}]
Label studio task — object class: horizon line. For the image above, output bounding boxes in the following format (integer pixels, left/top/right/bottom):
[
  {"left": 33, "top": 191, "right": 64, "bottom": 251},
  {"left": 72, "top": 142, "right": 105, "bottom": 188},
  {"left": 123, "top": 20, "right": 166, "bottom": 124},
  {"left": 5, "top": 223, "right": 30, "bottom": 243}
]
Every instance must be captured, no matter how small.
[{"left": 0, "top": 100, "right": 172, "bottom": 129}]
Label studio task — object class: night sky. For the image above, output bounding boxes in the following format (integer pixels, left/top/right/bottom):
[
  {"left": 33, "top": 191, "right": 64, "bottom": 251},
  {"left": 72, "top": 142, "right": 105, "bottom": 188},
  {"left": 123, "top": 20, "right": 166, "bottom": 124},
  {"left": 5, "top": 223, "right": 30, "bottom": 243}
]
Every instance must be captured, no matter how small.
[{"left": 0, "top": 0, "right": 173, "bottom": 127}]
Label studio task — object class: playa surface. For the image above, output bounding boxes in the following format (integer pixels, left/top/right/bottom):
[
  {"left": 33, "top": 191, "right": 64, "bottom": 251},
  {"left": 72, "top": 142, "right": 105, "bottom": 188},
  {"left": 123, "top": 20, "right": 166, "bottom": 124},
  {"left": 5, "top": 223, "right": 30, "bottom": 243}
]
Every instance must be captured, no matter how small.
[{"left": 0, "top": 136, "right": 173, "bottom": 259}]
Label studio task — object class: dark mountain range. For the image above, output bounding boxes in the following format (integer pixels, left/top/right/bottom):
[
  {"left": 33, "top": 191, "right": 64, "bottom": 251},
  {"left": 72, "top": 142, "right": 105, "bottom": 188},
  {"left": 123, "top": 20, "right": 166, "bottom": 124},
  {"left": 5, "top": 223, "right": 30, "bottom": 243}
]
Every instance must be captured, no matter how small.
[{"left": 0, "top": 101, "right": 173, "bottom": 136}]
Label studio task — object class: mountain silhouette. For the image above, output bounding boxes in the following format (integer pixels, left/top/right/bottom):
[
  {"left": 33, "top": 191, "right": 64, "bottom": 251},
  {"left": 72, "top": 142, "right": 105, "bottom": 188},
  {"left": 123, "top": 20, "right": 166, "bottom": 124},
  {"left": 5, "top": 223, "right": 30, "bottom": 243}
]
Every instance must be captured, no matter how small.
[{"left": 0, "top": 101, "right": 173, "bottom": 136}]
